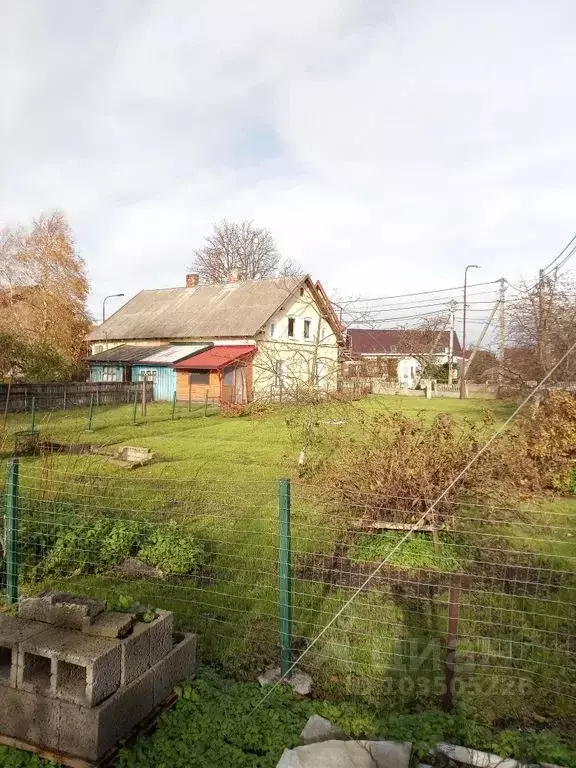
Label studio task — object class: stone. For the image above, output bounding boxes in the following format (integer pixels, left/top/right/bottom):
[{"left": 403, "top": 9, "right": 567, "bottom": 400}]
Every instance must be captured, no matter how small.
[
  {"left": 153, "top": 632, "right": 196, "bottom": 705},
  {"left": 19, "top": 625, "right": 121, "bottom": 706},
  {"left": 149, "top": 610, "right": 173, "bottom": 665},
  {"left": 436, "top": 744, "right": 522, "bottom": 768},
  {"left": 368, "top": 740, "right": 412, "bottom": 768},
  {"left": 300, "top": 715, "right": 346, "bottom": 744},
  {"left": 0, "top": 615, "right": 45, "bottom": 687},
  {"left": 0, "top": 686, "right": 60, "bottom": 750},
  {"left": 83, "top": 611, "right": 135, "bottom": 639},
  {"left": 113, "top": 557, "right": 162, "bottom": 580},
  {"left": 258, "top": 665, "right": 313, "bottom": 696},
  {"left": 277, "top": 740, "right": 378, "bottom": 768},
  {"left": 18, "top": 594, "right": 55, "bottom": 624},
  {"left": 277, "top": 740, "right": 412, "bottom": 768}
]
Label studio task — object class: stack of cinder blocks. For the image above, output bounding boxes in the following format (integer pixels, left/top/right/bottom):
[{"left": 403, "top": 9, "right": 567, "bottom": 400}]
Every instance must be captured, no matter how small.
[{"left": 0, "top": 591, "right": 196, "bottom": 763}]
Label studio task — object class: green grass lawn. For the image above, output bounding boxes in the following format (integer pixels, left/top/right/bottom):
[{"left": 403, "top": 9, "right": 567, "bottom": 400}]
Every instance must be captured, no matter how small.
[{"left": 1, "top": 395, "right": 574, "bottom": 727}]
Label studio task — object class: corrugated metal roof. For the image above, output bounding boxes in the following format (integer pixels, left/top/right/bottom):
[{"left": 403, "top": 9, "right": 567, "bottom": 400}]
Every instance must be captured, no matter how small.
[
  {"left": 87, "top": 277, "right": 304, "bottom": 341},
  {"left": 135, "top": 344, "right": 212, "bottom": 365},
  {"left": 347, "top": 329, "right": 462, "bottom": 356},
  {"left": 173, "top": 345, "right": 256, "bottom": 370},
  {"left": 87, "top": 345, "right": 167, "bottom": 363}
]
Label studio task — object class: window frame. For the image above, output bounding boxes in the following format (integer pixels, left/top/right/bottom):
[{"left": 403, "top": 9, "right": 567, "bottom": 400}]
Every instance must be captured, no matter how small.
[
  {"left": 102, "top": 366, "right": 117, "bottom": 382},
  {"left": 303, "top": 318, "right": 312, "bottom": 340},
  {"left": 287, "top": 316, "right": 295, "bottom": 338},
  {"left": 190, "top": 370, "right": 210, "bottom": 386}
]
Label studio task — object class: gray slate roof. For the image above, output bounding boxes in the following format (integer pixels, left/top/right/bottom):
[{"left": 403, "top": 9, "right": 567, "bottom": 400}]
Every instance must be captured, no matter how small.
[{"left": 88, "top": 277, "right": 304, "bottom": 342}]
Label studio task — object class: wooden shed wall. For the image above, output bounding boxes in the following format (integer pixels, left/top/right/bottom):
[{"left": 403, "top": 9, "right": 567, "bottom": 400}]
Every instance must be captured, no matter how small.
[{"left": 176, "top": 370, "right": 220, "bottom": 402}]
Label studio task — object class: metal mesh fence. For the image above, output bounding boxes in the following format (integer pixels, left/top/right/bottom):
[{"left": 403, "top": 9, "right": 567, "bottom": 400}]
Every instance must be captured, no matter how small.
[{"left": 1, "top": 459, "right": 574, "bottom": 721}]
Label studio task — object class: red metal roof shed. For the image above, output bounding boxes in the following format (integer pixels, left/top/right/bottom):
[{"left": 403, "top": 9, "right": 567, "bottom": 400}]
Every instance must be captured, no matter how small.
[{"left": 173, "top": 345, "right": 256, "bottom": 370}]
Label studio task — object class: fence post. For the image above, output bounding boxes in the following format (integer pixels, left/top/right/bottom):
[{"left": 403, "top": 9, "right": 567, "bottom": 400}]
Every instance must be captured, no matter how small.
[
  {"left": 132, "top": 389, "right": 138, "bottom": 425},
  {"left": 87, "top": 393, "right": 94, "bottom": 431},
  {"left": 5, "top": 459, "right": 20, "bottom": 604},
  {"left": 141, "top": 379, "right": 147, "bottom": 417},
  {"left": 30, "top": 396, "right": 36, "bottom": 432},
  {"left": 278, "top": 478, "right": 293, "bottom": 677},
  {"left": 204, "top": 390, "right": 209, "bottom": 416},
  {"left": 63, "top": 387, "right": 67, "bottom": 410},
  {"left": 442, "top": 574, "right": 462, "bottom": 711},
  {"left": 171, "top": 390, "right": 177, "bottom": 420}
]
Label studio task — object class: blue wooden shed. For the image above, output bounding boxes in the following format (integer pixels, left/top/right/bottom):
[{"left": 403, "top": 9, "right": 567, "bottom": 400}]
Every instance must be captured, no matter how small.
[
  {"left": 88, "top": 345, "right": 167, "bottom": 384},
  {"left": 130, "top": 344, "right": 212, "bottom": 401}
]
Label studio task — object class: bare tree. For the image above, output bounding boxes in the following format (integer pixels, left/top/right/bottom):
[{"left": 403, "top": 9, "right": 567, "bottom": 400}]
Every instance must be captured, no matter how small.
[
  {"left": 505, "top": 273, "right": 576, "bottom": 387},
  {"left": 190, "top": 219, "right": 301, "bottom": 282}
]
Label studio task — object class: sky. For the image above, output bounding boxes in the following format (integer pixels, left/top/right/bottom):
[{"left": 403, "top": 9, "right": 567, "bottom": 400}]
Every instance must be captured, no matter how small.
[{"left": 1, "top": 0, "right": 576, "bottom": 321}]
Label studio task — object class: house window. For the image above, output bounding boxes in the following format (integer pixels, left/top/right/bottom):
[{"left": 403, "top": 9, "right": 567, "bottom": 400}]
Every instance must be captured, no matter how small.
[
  {"left": 138, "top": 369, "right": 157, "bottom": 381},
  {"left": 288, "top": 317, "right": 295, "bottom": 337},
  {"left": 270, "top": 322, "right": 276, "bottom": 338},
  {"left": 102, "top": 366, "right": 117, "bottom": 382},
  {"left": 223, "top": 366, "right": 235, "bottom": 386},
  {"left": 389, "top": 345, "right": 397, "bottom": 354},
  {"left": 303, "top": 319, "right": 312, "bottom": 339},
  {"left": 190, "top": 370, "right": 210, "bottom": 385}
]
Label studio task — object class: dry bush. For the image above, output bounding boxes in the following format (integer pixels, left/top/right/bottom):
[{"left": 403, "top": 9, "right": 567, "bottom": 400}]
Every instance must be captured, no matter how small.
[
  {"left": 306, "top": 410, "right": 539, "bottom": 526},
  {"left": 521, "top": 390, "right": 576, "bottom": 491}
]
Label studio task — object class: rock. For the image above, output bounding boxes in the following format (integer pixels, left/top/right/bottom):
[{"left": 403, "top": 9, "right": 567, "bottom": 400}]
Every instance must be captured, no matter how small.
[
  {"left": 112, "top": 557, "right": 162, "bottom": 580},
  {"left": 277, "top": 740, "right": 377, "bottom": 768},
  {"left": 277, "top": 740, "right": 411, "bottom": 768},
  {"left": 369, "top": 740, "right": 412, "bottom": 768},
  {"left": 300, "top": 715, "right": 346, "bottom": 744},
  {"left": 258, "top": 665, "right": 313, "bottom": 696},
  {"left": 436, "top": 744, "right": 522, "bottom": 768}
]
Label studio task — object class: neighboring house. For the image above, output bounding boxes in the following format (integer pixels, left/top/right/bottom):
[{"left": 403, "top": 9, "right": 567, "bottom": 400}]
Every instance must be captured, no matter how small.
[
  {"left": 344, "top": 328, "right": 463, "bottom": 388},
  {"left": 87, "top": 274, "right": 342, "bottom": 403}
]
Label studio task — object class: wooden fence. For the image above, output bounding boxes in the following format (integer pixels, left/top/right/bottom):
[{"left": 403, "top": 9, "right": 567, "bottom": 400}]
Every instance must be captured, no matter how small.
[{"left": 0, "top": 381, "right": 154, "bottom": 413}]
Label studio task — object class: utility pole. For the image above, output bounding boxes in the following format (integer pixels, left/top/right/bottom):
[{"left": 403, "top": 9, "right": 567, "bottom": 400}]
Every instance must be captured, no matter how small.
[
  {"left": 448, "top": 300, "right": 457, "bottom": 385},
  {"left": 460, "top": 264, "right": 481, "bottom": 399},
  {"left": 498, "top": 278, "right": 506, "bottom": 392},
  {"left": 538, "top": 268, "right": 545, "bottom": 375}
]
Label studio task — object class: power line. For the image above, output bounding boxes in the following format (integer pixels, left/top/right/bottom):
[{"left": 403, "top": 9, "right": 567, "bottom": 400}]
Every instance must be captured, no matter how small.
[
  {"left": 541, "top": 233, "right": 576, "bottom": 274},
  {"left": 338, "top": 280, "right": 501, "bottom": 304}
]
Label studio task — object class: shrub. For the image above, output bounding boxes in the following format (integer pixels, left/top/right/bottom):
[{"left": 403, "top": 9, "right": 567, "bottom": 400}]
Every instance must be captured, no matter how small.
[{"left": 138, "top": 521, "right": 204, "bottom": 575}]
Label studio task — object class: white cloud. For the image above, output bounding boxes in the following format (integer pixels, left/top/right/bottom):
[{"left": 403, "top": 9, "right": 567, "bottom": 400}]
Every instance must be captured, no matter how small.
[{"left": 1, "top": 0, "right": 575, "bottom": 319}]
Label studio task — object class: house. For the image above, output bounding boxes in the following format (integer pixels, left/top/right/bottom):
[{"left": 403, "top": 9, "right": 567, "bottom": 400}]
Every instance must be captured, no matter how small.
[
  {"left": 344, "top": 328, "right": 463, "bottom": 388},
  {"left": 87, "top": 274, "right": 342, "bottom": 403}
]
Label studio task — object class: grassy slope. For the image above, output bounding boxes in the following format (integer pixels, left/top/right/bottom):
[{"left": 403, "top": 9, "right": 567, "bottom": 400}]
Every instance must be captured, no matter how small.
[{"left": 1, "top": 396, "right": 574, "bottom": 723}]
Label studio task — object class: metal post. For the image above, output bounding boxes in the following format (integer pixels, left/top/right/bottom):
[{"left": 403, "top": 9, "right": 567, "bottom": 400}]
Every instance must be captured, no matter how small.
[
  {"left": 132, "top": 389, "right": 138, "bottom": 425},
  {"left": 171, "top": 390, "right": 177, "bottom": 420},
  {"left": 30, "top": 396, "right": 36, "bottom": 433},
  {"left": 278, "top": 478, "right": 293, "bottom": 677},
  {"left": 141, "top": 378, "right": 147, "bottom": 417},
  {"left": 188, "top": 378, "right": 192, "bottom": 412},
  {"left": 63, "top": 387, "right": 67, "bottom": 410},
  {"left": 460, "top": 264, "right": 480, "bottom": 399},
  {"left": 498, "top": 278, "right": 506, "bottom": 394},
  {"left": 204, "top": 390, "right": 209, "bottom": 416},
  {"left": 87, "top": 393, "right": 94, "bottom": 431},
  {"left": 5, "top": 459, "right": 20, "bottom": 604},
  {"left": 442, "top": 574, "right": 462, "bottom": 710}
]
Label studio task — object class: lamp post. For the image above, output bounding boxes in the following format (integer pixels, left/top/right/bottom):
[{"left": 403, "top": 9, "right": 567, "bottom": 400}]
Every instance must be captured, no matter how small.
[
  {"left": 459, "top": 265, "right": 480, "bottom": 399},
  {"left": 102, "top": 293, "right": 124, "bottom": 324}
]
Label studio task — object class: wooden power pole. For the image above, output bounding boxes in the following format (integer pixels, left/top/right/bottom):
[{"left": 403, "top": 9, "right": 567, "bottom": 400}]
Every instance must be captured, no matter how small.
[{"left": 498, "top": 278, "right": 506, "bottom": 392}]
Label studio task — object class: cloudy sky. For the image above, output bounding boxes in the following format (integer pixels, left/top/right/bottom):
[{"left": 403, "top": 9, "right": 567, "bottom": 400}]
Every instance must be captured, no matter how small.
[{"left": 1, "top": 0, "right": 575, "bottom": 318}]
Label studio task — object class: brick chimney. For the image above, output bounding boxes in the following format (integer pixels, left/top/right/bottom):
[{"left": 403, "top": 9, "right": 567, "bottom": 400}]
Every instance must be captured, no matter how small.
[
  {"left": 227, "top": 269, "right": 240, "bottom": 283},
  {"left": 186, "top": 273, "right": 199, "bottom": 288}
]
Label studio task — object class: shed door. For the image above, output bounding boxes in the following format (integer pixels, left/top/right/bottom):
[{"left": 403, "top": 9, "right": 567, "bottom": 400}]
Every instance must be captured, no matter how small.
[{"left": 221, "top": 366, "right": 236, "bottom": 403}]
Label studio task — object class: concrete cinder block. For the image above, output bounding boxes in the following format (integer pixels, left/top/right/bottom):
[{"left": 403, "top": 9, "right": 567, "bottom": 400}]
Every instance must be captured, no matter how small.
[
  {"left": 120, "top": 621, "right": 151, "bottom": 686},
  {"left": 18, "top": 594, "right": 55, "bottom": 624},
  {"left": 59, "top": 655, "right": 156, "bottom": 761},
  {"left": 19, "top": 626, "right": 121, "bottom": 706},
  {"left": 0, "top": 615, "right": 45, "bottom": 687},
  {"left": 153, "top": 633, "right": 197, "bottom": 706},
  {"left": 50, "top": 593, "right": 106, "bottom": 630},
  {"left": 149, "top": 610, "right": 173, "bottom": 665},
  {"left": 83, "top": 611, "right": 135, "bottom": 639},
  {"left": 0, "top": 686, "right": 60, "bottom": 750}
]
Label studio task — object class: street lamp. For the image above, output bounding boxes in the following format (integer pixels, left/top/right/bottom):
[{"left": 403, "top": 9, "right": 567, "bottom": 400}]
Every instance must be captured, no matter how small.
[
  {"left": 102, "top": 294, "right": 125, "bottom": 324},
  {"left": 459, "top": 265, "right": 480, "bottom": 399}
]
